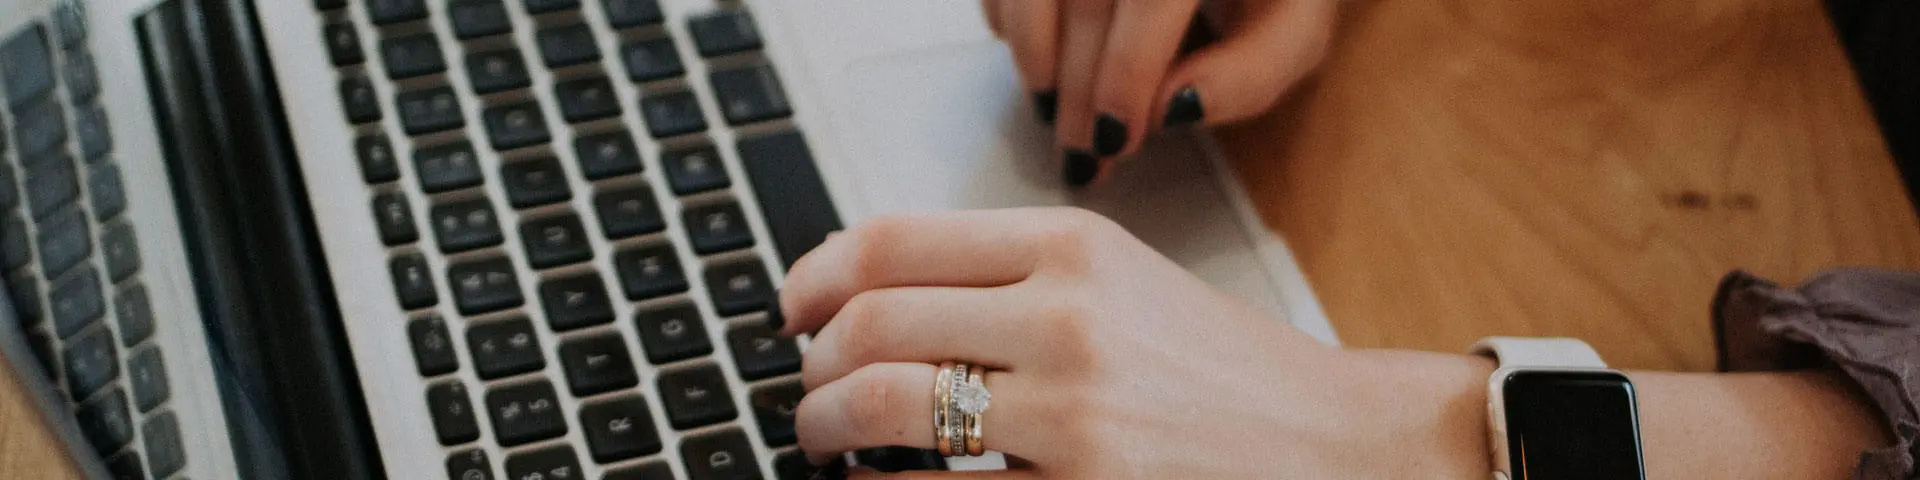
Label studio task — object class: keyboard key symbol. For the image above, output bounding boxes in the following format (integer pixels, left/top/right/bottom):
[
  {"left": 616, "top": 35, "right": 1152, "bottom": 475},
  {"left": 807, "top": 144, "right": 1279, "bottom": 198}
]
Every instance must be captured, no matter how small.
[
  {"left": 708, "top": 451, "right": 734, "bottom": 469},
  {"left": 607, "top": 416, "right": 632, "bottom": 433}
]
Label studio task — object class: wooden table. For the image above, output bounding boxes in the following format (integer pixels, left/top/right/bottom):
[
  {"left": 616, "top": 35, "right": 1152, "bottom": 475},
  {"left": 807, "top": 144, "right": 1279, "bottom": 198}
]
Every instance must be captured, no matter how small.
[{"left": 5, "top": 0, "right": 1918, "bottom": 475}]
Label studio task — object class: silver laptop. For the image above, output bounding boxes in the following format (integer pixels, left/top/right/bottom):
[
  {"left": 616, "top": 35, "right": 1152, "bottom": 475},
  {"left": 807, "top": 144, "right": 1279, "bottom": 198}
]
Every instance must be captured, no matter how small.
[{"left": 0, "top": 0, "right": 1335, "bottom": 478}]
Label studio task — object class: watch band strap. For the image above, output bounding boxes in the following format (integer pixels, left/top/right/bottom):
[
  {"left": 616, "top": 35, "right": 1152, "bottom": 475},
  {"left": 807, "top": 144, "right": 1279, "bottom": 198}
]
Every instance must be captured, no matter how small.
[{"left": 1470, "top": 336, "right": 1608, "bottom": 368}]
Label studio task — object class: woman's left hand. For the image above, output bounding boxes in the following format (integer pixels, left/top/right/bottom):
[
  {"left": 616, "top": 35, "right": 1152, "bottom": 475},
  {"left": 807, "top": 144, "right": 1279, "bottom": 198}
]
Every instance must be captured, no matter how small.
[{"left": 776, "top": 207, "right": 1494, "bottom": 479}]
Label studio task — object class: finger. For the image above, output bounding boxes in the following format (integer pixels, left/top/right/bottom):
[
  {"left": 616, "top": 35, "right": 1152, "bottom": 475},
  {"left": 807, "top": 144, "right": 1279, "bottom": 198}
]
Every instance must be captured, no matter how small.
[
  {"left": 1086, "top": 0, "right": 1201, "bottom": 167},
  {"left": 802, "top": 286, "right": 1042, "bottom": 391},
  {"left": 1051, "top": 0, "right": 1115, "bottom": 186},
  {"left": 777, "top": 209, "right": 1068, "bottom": 336},
  {"left": 981, "top": 0, "right": 1004, "bottom": 38},
  {"left": 1153, "top": 0, "right": 1337, "bottom": 128},
  {"left": 997, "top": 0, "right": 1062, "bottom": 123},
  {"left": 850, "top": 469, "right": 1040, "bottom": 480},
  {"left": 796, "top": 363, "right": 1042, "bottom": 464}
]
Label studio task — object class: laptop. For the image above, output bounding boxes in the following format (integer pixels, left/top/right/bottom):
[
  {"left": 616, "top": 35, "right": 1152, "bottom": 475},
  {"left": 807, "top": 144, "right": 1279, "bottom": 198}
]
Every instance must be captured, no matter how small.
[{"left": 0, "top": 0, "right": 1337, "bottom": 478}]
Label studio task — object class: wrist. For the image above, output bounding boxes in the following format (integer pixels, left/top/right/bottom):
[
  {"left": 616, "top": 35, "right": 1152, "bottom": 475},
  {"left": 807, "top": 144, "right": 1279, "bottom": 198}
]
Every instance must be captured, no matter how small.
[{"left": 1328, "top": 350, "right": 1497, "bottom": 478}]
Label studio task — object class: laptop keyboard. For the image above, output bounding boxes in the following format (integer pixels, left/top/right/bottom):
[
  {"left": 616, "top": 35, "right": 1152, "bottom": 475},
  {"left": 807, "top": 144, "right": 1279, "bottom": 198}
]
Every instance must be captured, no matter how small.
[
  {"left": 0, "top": 3, "right": 186, "bottom": 479},
  {"left": 310, "top": 0, "right": 931, "bottom": 478}
]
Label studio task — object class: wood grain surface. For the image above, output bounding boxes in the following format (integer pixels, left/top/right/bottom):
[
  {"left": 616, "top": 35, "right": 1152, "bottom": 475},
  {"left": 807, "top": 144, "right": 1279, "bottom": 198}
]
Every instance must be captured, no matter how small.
[{"left": 1221, "top": 0, "right": 1920, "bottom": 371}]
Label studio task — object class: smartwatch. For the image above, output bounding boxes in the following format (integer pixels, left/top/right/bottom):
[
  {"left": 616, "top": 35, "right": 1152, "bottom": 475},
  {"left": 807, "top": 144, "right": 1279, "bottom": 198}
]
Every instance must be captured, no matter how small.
[{"left": 1471, "top": 337, "right": 1646, "bottom": 480}]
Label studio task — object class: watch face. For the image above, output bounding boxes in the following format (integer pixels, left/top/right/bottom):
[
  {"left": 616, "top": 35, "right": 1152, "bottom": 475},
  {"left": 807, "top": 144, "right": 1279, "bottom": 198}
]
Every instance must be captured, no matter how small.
[{"left": 1503, "top": 370, "right": 1645, "bottom": 480}]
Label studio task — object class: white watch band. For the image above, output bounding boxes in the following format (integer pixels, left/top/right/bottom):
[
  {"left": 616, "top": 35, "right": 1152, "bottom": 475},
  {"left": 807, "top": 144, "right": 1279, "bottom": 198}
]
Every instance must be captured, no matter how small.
[{"left": 1470, "top": 336, "right": 1607, "bottom": 368}]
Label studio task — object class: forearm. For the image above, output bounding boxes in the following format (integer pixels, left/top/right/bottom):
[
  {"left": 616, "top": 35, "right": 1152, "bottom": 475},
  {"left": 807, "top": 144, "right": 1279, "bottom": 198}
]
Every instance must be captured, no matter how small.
[{"left": 1631, "top": 369, "right": 1890, "bottom": 478}]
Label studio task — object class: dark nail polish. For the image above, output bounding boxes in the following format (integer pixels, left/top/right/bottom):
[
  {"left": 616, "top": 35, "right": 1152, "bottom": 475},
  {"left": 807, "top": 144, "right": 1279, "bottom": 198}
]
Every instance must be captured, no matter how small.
[
  {"left": 1063, "top": 150, "right": 1099, "bottom": 187},
  {"left": 1164, "top": 87, "right": 1205, "bottom": 127},
  {"left": 767, "top": 289, "right": 786, "bottom": 332},
  {"left": 1032, "top": 90, "right": 1058, "bottom": 125},
  {"left": 1093, "top": 113, "right": 1128, "bottom": 156}
]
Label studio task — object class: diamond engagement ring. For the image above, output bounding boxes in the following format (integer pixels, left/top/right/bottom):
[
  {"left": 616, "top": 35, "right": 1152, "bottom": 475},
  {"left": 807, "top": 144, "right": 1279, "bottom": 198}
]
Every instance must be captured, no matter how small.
[
  {"left": 960, "top": 367, "right": 989, "bottom": 456},
  {"left": 933, "top": 362, "right": 992, "bottom": 457}
]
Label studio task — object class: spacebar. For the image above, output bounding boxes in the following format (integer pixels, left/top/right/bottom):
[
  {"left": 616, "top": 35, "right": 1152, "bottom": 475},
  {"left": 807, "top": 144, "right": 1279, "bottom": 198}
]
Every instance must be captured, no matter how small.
[{"left": 737, "top": 130, "right": 844, "bottom": 268}]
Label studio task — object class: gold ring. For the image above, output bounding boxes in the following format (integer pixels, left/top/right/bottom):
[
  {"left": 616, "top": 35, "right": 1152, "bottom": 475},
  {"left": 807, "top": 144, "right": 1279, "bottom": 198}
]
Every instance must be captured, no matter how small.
[
  {"left": 964, "top": 367, "right": 986, "bottom": 456},
  {"left": 934, "top": 361, "right": 955, "bottom": 456}
]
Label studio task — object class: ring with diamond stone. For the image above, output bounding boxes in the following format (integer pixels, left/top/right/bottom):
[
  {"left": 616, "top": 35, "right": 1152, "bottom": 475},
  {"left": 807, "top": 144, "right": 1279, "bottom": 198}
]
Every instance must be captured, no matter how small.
[
  {"left": 962, "top": 367, "right": 989, "bottom": 456},
  {"left": 934, "top": 362, "right": 959, "bottom": 456},
  {"left": 946, "top": 363, "right": 969, "bottom": 456}
]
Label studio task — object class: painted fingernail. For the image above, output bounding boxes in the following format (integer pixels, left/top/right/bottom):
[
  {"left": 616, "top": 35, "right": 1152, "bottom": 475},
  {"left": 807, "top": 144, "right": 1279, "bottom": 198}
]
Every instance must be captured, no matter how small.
[
  {"left": 1164, "top": 86, "right": 1205, "bottom": 127},
  {"left": 1093, "top": 113, "right": 1128, "bottom": 156},
  {"left": 1033, "top": 90, "right": 1058, "bottom": 125},
  {"left": 1063, "top": 150, "right": 1099, "bottom": 187},
  {"left": 767, "top": 289, "right": 786, "bottom": 332}
]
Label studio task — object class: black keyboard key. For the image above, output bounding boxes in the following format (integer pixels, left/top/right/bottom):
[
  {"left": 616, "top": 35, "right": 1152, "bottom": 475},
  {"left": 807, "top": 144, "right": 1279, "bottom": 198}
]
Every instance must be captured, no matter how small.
[
  {"left": 382, "top": 32, "right": 447, "bottom": 79},
  {"left": 430, "top": 197, "right": 504, "bottom": 252},
  {"left": 367, "top": 0, "right": 429, "bottom": 25},
  {"left": 127, "top": 347, "right": 169, "bottom": 412},
  {"left": 325, "top": 23, "right": 363, "bottom": 66},
  {"left": 467, "top": 49, "right": 531, "bottom": 94},
  {"left": 415, "top": 142, "right": 485, "bottom": 193},
  {"left": 75, "top": 109, "right": 111, "bottom": 162},
  {"left": 372, "top": 191, "right": 420, "bottom": 246},
  {"left": 13, "top": 99, "right": 65, "bottom": 158},
  {"left": 2, "top": 25, "right": 55, "bottom": 108},
  {"left": 317, "top": 0, "right": 348, "bottom": 10},
  {"left": 558, "top": 332, "right": 637, "bottom": 396},
  {"left": 107, "top": 451, "right": 144, "bottom": 480},
  {"left": 101, "top": 221, "right": 141, "bottom": 281},
  {"left": 705, "top": 258, "right": 772, "bottom": 317},
  {"left": 37, "top": 208, "right": 89, "bottom": 275},
  {"left": 64, "top": 327, "right": 117, "bottom": 399},
  {"left": 688, "top": 10, "right": 763, "bottom": 58},
  {"left": 658, "top": 363, "right": 735, "bottom": 429},
  {"left": 427, "top": 381, "right": 482, "bottom": 445},
  {"left": 579, "top": 396, "right": 661, "bottom": 463},
  {"left": 739, "top": 131, "right": 842, "bottom": 267},
  {"left": 341, "top": 76, "right": 383, "bottom": 124},
  {"left": 391, "top": 252, "right": 439, "bottom": 309},
  {"left": 483, "top": 101, "right": 550, "bottom": 151},
  {"left": 521, "top": 213, "right": 593, "bottom": 268},
  {"left": 51, "top": 268, "right": 105, "bottom": 339},
  {"left": 76, "top": 387, "right": 133, "bottom": 452},
  {"left": 448, "top": 450, "right": 496, "bottom": 480},
  {"left": 620, "top": 37, "right": 682, "bottom": 83},
  {"left": 555, "top": 76, "right": 622, "bottom": 123},
  {"left": 53, "top": 3, "right": 86, "bottom": 47},
  {"left": 397, "top": 86, "right": 466, "bottom": 135},
  {"left": 680, "top": 428, "right": 761, "bottom": 480},
  {"left": 64, "top": 49, "right": 99, "bottom": 105},
  {"left": 468, "top": 317, "right": 545, "bottom": 379},
  {"left": 613, "top": 244, "right": 687, "bottom": 300},
  {"left": 603, "top": 0, "right": 664, "bottom": 28},
  {"left": 750, "top": 379, "right": 802, "bottom": 446},
  {"left": 605, "top": 461, "right": 674, "bottom": 480},
  {"left": 506, "top": 444, "right": 583, "bottom": 480},
  {"left": 854, "top": 447, "right": 946, "bottom": 473},
  {"left": 640, "top": 90, "right": 706, "bottom": 138},
  {"left": 536, "top": 23, "right": 600, "bottom": 68},
  {"left": 408, "top": 315, "right": 460, "bottom": 376},
  {"left": 661, "top": 144, "right": 729, "bottom": 195},
  {"left": 88, "top": 162, "right": 127, "bottom": 220},
  {"left": 728, "top": 321, "right": 798, "bottom": 381},
  {"left": 10, "top": 271, "right": 41, "bottom": 326},
  {"left": 775, "top": 450, "right": 847, "bottom": 480},
  {"left": 633, "top": 302, "right": 711, "bottom": 364},
  {"left": 574, "top": 130, "right": 643, "bottom": 180},
  {"left": 524, "top": 0, "right": 580, "bottom": 14},
  {"left": 501, "top": 157, "right": 573, "bottom": 208},
  {"left": 448, "top": 255, "right": 524, "bottom": 314},
  {"left": 486, "top": 380, "right": 567, "bottom": 446},
  {"left": 24, "top": 152, "right": 78, "bottom": 219},
  {"left": 538, "top": 272, "right": 614, "bottom": 331},
  {"left": 682, "top": 201, "right": 754, "bottom": 254},
  {"left": 451, "top": 0, "right": 514, "bottom": 40},
  {"left": 143, "top": 410, "right": 186, "bottom": 477},
  {"left": 2, "top": 215, "right": 29, "bottom": 270},
  {"left": 711, "top": 64, "right": 793, "bottom": 125},
  {"left": 593, "top": 185, "right": 664, "bottom": 239},
  {"left": 355, "top": 133, "right": 399, "bottom": 184},
  {"left": 0, "top": 163, "right": 14, "bottom": 211},
  {"left": 114, "top": 283, "right": 155, "bottom": 346}
]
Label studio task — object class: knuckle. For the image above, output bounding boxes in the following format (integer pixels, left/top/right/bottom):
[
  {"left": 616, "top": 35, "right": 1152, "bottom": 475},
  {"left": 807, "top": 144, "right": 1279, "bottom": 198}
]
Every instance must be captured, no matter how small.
[
  {"left": 846, "top": 215, "right": 914, "bottom": 284},
  {"left": 843, "top": 369, "right": 904, "bottom": 438},
  {"left": 1035, "top": 297, "right": 1099, "bottom": 369}
]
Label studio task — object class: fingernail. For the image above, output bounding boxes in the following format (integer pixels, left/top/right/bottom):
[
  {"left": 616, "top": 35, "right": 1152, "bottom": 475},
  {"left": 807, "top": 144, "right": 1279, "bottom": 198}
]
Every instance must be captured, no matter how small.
[
  {"left": 1093, "top": 113, "right": 1128, "bottom": 156},
  {"left": 1032, "top": 90, "right": 1058, "bottom": 125},
  {"left": 767, "top": 289, "right": 786, "bottom": 332},
  {"left": 1164, "top": 86, "right": 1205, "bottom": 127},
  {"left": 1063, "top": 150, "right": 1099, "bottom": 187}
]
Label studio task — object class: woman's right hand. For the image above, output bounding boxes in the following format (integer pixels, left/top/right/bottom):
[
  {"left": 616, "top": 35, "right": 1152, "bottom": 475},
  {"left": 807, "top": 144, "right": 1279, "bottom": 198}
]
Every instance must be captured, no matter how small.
[{"left": 981, "top": 0, "right": 1340, "bottom": 185}]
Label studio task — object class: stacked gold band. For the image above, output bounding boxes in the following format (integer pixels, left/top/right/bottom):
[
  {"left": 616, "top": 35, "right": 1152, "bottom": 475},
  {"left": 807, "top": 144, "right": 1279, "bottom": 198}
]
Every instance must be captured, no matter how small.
[{"left": 932, "top": 362, "right": 990, "bottom": 457}]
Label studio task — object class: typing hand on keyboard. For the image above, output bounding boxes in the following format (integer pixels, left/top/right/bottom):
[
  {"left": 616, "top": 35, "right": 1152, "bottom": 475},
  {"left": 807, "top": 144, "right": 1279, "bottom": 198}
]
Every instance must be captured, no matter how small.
[{"left": 775, "top": 208, "right": 1493, "bottom": 478}]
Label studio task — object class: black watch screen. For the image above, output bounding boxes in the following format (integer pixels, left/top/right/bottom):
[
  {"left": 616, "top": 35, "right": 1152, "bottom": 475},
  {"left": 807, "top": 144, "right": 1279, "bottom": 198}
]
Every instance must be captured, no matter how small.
[{"left": 1502, "top": 370, "right": 1646, "bottom": 480}]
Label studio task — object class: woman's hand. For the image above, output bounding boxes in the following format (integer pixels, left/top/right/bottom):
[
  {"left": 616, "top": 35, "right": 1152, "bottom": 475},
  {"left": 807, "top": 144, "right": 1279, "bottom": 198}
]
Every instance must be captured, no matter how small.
[
  {"left": 777, "top": 208, "right": 1497, "bottom": 478},
  {"left": 981, "top": 0, "right": 1340, "bottom": 185}
]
